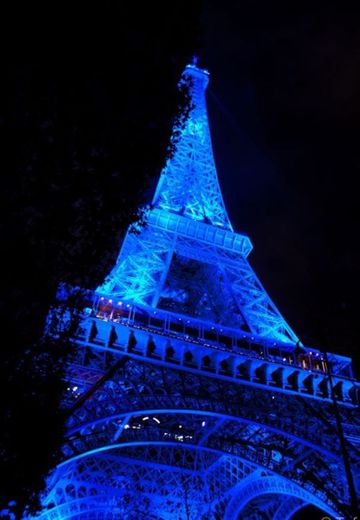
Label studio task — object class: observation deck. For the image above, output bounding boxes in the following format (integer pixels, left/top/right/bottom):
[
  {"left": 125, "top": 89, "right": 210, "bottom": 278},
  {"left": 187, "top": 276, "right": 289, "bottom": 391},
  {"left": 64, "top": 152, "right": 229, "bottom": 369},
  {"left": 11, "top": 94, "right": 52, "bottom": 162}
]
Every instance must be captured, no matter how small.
[{"left": 54, "top": 290, "right": 360, "bottom": 407}]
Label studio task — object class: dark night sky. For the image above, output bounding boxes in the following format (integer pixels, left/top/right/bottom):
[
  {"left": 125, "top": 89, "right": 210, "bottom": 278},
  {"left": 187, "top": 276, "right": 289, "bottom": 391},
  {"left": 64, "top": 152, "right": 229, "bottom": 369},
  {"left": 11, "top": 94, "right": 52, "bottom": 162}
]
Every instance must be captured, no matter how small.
[{"left": 200, "top": 2, "right": 360, "bottom": 374}]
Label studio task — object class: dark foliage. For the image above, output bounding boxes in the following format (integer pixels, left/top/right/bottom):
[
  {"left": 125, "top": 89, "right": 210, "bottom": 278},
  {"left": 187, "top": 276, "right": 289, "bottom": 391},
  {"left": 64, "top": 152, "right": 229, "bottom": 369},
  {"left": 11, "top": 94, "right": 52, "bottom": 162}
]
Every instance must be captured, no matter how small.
[{"left": 0, "top": 3, "right": 202, "bottom": 516}]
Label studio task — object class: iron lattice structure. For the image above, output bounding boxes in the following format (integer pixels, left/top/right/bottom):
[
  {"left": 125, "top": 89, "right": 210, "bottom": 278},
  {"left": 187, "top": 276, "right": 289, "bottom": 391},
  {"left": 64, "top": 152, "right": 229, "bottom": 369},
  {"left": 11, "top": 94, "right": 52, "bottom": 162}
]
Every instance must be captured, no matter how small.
[{"left": 34, "top": 65, "right": 360, "bottom": 519}]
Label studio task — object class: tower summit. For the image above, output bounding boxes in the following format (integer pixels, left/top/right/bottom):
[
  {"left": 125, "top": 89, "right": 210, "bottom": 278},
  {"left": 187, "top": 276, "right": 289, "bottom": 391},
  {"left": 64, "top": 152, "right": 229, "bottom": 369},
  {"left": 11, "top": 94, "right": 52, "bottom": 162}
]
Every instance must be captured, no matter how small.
[
  {"left": 34, "top": 64, "right": 359, "bottom": 519},
  {"left": 153, "top": 64, "right": 232, "bottom": 229}
]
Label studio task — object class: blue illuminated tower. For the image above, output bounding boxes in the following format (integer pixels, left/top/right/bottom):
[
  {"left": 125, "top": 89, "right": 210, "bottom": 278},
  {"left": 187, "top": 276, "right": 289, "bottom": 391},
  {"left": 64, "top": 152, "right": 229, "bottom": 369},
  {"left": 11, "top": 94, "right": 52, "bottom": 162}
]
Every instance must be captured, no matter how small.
[{"left": 35, "top": 64, "right": 359, "bottom": 519}]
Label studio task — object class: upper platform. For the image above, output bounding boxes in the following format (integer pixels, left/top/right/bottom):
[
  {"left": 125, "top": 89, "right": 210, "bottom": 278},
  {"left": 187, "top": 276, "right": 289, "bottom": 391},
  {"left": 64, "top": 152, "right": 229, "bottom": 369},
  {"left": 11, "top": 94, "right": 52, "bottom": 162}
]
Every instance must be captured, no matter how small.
[{"left": 152, "top": 64, "right": 233, "bottom": 230}]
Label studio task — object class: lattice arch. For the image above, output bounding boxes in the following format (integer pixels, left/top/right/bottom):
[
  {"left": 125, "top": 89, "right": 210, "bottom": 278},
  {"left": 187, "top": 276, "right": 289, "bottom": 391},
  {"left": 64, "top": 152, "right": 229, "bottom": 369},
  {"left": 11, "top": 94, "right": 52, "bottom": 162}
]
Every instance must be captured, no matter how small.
[
  {"left": 34, "top": 439, "right": 343, "bottom": 520},
  {"left": 223, "top": 474, "right": 338, "bottom": 519}
]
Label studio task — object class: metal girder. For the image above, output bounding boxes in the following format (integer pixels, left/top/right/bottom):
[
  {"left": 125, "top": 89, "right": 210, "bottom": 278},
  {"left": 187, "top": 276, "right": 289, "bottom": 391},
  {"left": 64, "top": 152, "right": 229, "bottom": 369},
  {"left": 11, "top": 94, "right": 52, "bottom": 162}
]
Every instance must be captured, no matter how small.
[
  {"left": 96, "top": 63, "right": 298, "bottom": 341},
  {"left": 60, "top": 415, "right": 344, "bottom": 511},
  {"left": 64, "top": 357, "right": 350, "bottom": 457},
  {"left": 98, "top": 226, "right": 174, "bottom": 304},
  {"left": 97, "top": 221, "right": 298, "bottom": 341},
  {"left": 35, "top": 63, "right": 360, "bottom": 519},
  {"left": 53, "top": 354, "right": 351, "bottom": 515},
  {"left": 152, "top": 65, "right": 232, "bottom": 229},
  {"left": 34, "top": 448, "right": 252, "bottom": 519},
  {"left": 272, "top": 497, "right": 305, "bottom": 520},
  {"left": 223, "top": 474, "right": 338, "bottom": 519},
  {"left": 36, "top": 442, "right": 340, "bottom": 520}
]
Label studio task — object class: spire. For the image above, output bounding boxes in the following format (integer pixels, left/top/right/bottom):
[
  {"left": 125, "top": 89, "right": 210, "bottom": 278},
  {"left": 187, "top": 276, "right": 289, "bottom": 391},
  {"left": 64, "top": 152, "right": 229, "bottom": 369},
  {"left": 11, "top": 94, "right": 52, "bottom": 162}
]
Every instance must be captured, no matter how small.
[{"left": 152, "top": 63, "right": 232, "bottom": 230}]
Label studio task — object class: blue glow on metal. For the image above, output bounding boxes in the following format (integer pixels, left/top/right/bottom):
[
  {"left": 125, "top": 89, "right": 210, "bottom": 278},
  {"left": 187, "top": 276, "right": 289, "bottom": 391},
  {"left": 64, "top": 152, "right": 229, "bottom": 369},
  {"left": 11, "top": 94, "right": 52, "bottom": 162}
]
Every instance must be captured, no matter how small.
[
  {"left": 32, "top": 64, "right": 360, "bottom": 519},
  {"left": 65, "top": 409, "right": 336, "bottom": 458},
  {"left": 97, "top": 64, "right": 298, "bottom": 342},
  {"left": 153, "top": 65, "right": 230, "bottom": 228}
]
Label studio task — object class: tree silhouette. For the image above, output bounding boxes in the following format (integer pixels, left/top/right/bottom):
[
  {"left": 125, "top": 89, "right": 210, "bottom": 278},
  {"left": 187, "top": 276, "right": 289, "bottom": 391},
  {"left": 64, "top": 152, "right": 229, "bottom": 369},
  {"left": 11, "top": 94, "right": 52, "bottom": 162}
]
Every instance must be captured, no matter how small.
[{"left": 0, "top": 3, "right": 202, "bottom": 516}]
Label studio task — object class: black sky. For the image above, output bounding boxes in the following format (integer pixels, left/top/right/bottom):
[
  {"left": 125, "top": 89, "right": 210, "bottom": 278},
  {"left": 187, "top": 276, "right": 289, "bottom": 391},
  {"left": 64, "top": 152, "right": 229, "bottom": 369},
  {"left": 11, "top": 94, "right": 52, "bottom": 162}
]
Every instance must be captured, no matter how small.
[{"left": 201, "top": 1, "right": 360, "bottom": 373}]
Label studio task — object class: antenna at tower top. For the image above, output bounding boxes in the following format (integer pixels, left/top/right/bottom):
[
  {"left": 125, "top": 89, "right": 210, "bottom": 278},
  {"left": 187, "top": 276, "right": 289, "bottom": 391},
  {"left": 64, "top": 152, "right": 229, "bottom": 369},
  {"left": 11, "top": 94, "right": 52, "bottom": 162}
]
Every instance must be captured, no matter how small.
[{"left": 192, "top": 55, "right": 199, "bottom": 66}]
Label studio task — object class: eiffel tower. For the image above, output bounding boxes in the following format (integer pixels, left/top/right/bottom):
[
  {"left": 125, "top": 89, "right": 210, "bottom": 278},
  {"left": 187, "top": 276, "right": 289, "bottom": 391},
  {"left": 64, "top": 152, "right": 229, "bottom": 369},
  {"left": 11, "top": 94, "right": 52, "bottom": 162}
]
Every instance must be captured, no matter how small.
[{"left": 35, "top": 64, "right": 360, "bottom": 519}]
